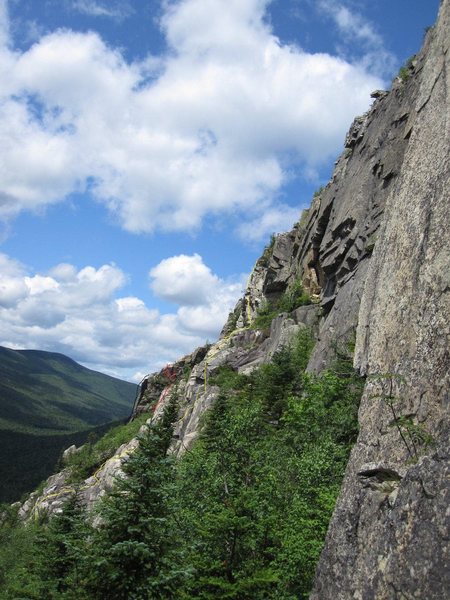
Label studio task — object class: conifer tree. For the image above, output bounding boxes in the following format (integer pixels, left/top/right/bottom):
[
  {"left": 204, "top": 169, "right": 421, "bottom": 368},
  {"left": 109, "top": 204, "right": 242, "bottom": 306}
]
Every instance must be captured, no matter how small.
[
  {"left": 84, "top": 394, "right": 184, "bottom": 600},
  {"left": 34, "top": 494, "right": 91, "bottom": 599}
]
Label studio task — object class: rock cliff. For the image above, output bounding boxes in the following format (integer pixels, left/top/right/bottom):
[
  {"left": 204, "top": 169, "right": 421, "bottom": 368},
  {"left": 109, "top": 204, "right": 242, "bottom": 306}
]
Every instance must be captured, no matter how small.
[
  {"left": 19, "top": 2, "right": 449, "bottom": 596},
  {"left": 311, "top": 1, "right": 450, "bottom": 597}
]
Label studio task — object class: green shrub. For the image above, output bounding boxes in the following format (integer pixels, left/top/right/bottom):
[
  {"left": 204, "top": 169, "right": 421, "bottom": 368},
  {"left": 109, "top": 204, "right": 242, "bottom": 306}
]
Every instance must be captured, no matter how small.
[
  {"left": 259, "top": 233, "right": 277, "bottom": 267},
  {"left": 65, "top": 412, "right": 149, "bottom": 483},
  {"left": 277, "top": 280, "right": 311, "bottom": 313},
  {"left": 397, "top": 55, "right": 415, "bottom": 84},
  {"left": 251, "top": 281, "right": 311, "bottom": 331},
  {"left": 398, "top": 66, "right": 410, "bottom": 82},
  {"left": 251, "top": 300, "right": 279, "bottom": 330},
  {"left": 313, "top": 185, "right": 325, "bottom": 197},
  {"left": 208, "top": 365, "right": 249, "bottom": 391}
]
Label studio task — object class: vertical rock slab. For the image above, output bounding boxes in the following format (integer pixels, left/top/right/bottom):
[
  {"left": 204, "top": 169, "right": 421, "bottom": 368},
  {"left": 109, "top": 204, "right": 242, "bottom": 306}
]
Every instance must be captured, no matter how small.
[{"left": 311, "top": 2, "right": 450, "bottom": 598}]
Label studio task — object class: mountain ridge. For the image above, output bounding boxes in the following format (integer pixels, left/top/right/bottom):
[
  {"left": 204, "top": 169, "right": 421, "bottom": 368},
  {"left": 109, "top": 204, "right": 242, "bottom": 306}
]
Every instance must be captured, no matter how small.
[
  {"left": 0, "top": 345, "right": 136, "bottom": 502},
  {"left": 0, "top": 345, "right": 136, "bottom": 434}
]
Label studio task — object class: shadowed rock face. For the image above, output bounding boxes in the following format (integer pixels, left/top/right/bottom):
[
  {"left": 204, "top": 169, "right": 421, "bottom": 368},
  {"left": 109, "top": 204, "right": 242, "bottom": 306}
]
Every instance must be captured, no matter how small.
[{"left": 19, "top": 4, "right": 449, "bottom": 594}]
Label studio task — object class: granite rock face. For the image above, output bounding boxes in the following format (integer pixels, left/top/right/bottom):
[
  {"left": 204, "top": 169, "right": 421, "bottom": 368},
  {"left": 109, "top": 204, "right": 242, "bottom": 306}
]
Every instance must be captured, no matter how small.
[
  {"left": 20, "top": 303, "right": 319, "bottom": 519},
  {"left": 311, "top": 3, "right": 450, "bottom": 597},
  {"left": 19, "top": 4, "right": 449, "bottom": 594}
]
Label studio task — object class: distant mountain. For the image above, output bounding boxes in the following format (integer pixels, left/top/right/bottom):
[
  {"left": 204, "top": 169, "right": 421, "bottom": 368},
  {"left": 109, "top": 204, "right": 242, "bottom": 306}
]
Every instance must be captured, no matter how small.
[
  {"left": 0, "top": 346, "right": 136, "bottom": 434},
  {"left": 0, "top": 346, "right": 137, "bottom": 502}
]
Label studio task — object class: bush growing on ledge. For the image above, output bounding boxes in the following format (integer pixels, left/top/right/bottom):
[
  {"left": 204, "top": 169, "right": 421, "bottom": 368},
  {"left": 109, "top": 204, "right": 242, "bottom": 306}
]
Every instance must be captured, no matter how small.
[
  {"left": 313, "top": 185, "right": 325, "bottom": 197},
  {"left": 251, "top": 300, "right": 279, "bottom": 330},
  {"left": 208, "top": 364, "right": 249, "bottom": 390},
  {"left": 251, "top": 280, "right": 311, "bottom": 331},
  {"left": 258, "top": 233, "right": 277, "bottom": 267},
  {"left": 278, "top": 279, "right": 311, "bottom": 313},
  {"left": 396, "top": 55, "right": 416, "bottom": 84},
  {"left": 65, "top": 412, "right": 149, "bottom": 483}
]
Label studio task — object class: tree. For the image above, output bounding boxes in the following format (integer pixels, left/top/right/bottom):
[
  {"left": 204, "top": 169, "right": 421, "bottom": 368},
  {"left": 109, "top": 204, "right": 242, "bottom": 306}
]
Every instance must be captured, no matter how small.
[
  {"left": 34, "top": 494, "right": 92, "bottom": 599},
  {"left": 84, "top": 394, "right": 185, "bottom": 599}
]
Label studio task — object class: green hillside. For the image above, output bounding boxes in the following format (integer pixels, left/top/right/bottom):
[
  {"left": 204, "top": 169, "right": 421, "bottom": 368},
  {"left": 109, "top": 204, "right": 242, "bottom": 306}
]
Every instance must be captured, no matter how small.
[
  {"left": 0, "top": 422, "right": 122, "bottom": 504},
  {"left": 0, "top": 346, "right": 136, "bottom": 434},
  {"left": 0, "top": 346, "right": 137, "bottom": 502},
  {"left": 0, "top": 330, "right": 364, "bottom": 598}
]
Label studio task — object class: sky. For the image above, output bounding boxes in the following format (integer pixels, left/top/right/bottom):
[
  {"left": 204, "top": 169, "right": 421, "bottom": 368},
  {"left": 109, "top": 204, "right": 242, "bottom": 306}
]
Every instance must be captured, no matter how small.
[{"left": 0, "top": 0, "right": 440, "bottom": 382}]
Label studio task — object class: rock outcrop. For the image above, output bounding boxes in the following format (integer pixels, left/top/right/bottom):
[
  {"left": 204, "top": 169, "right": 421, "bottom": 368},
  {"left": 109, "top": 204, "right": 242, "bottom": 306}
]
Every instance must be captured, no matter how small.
[
  {"left": 19, "top": 3, "right": 449, "bottom": 596},
  {"left": 20, "top": 290, "right": 320, "bottom": 519},
  {"left": 311, "top": 2, "right": 450, "bottom": 597}
]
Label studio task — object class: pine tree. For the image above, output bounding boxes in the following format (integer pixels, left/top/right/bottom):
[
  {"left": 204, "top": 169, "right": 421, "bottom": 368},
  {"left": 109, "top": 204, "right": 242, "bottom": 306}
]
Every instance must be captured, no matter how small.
[
  {"left": 84, "top": 394, "right": 184, "bottom": 600},
  {"left": 35, "top": 494, "right": 92, "bottom": 599}
]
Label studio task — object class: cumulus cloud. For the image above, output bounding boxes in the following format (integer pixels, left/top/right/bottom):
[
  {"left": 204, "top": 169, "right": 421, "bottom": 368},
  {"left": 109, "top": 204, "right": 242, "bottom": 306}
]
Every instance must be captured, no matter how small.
[
  {"left": 237, "top": 204, "right": 301, "bottom": 244},
  {"left": 0, "top": 0, "right": 384, "bottom": 236},
  {"left": 150, "top": 253, "right": 246, "bottom": 337},
  {"left": 149, "top": 253, "right": 220, "bottom": 306},
  {"left": 0, "top": 253, "right": 244, "bottom": 380}
]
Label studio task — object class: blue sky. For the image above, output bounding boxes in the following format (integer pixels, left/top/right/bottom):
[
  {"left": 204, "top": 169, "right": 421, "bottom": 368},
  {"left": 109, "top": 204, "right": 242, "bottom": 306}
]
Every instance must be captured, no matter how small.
[{"left": 0, "top": 0, "right": 439, "bottom": 381}]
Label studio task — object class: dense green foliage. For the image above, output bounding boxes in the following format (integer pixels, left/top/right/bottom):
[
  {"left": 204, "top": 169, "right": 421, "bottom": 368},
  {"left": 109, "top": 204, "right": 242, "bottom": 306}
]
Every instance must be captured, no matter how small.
[
  {"left": 0, "top": 331, "right": 363, "bottom": 599},
  {"left": 252, "top": 280, "right": 311, "bottom": 330},
  {"left": 0, "top": 420, "right": 123, "bottom": 503},
  {"left": 0, "top": 345, "right": 136, "bottom": 502}
]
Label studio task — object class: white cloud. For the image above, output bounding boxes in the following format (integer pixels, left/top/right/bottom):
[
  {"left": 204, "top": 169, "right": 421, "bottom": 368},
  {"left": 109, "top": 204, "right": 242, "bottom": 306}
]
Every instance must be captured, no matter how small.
[
  {"left": 48, "top": 263, "right": 77, "bottom": 281},
  {"left": 0, "top": 253, "right": 28, "bottom": 307},
  {"left": 71, "top": 0, "right": 133, "bottom": 21},
  {"left": 316, "top": 0, "right": 396, "bottom": 75},
  {"left": 150, "top": 253, "right": 246, "bottom": 335},
  {"left": 0, "top": 252, "right": 244, "bottom": 380},
  {"left": 25, "top": 275, "right": 59, "bottom": 295},
  {"left": 237, "top": 203, "right": 302, "bottom": 244},
  {"left": 177, "top": 301, "right": 238, "bottom": 337},
  {"left": 320, "top": 1, "right": 381, "bottom": 46},
  {"left": 0, "top": 0, "right": 384, "bottom": 236},
  {"left": 0, "top": 277, "right": 28, "bottom": 308},
  {"left": 149, "top": 253, "right": 220, "bottom": 306}
]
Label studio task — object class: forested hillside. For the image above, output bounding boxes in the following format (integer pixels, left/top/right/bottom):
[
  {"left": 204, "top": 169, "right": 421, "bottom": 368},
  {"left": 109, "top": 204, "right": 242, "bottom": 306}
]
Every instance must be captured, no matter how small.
[
  {"left": 0, "top": 330, "right": 363, "bottom": 598},
  {"left": 0, "top": 346, "right": 136, "bottom": 502},
  {"left": 0, "top": 346, "right": 135, "bottom": 434}
]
